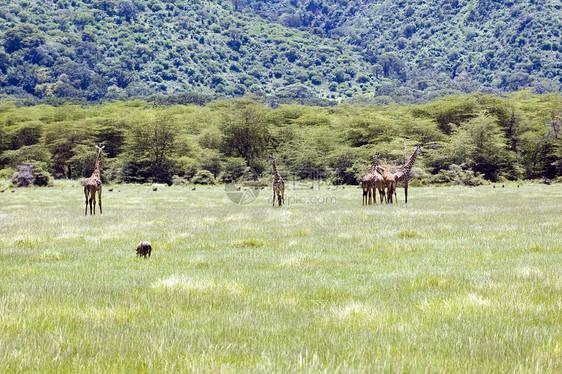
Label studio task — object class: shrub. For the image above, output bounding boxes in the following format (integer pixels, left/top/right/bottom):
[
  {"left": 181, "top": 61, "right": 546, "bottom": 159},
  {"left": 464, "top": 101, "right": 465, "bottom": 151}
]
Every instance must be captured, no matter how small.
[
  {"left": 171, "top": 175, "right": 189, "bottom": 185},
  {"left": 430, "top": 164, "right": 487, "bottom": 186},
  {"left": 0, "top": 167, "right": 15, "bottom": 179},
  {"left": 191, "top": 170, "right": 216, "bottom": 185},
  {"left": 219, "top": 157, "right": 247, "bottom": 183},
  {"left": 12, "top": 163, "right": 52, "bottom": 187}
]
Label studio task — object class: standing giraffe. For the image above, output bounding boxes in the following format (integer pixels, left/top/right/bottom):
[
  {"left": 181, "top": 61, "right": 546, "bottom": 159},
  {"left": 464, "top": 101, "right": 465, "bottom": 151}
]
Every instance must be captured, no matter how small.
[
  {"left": 393, "top": 145, "right": 421, "bottom": 204},
  {"left": 267, "top": 154, "right": 284, "bottom": 207},
  {"left": 376, "top": 165, "right": 397, "bottom": 203},
  {"left": 84, "top": 144, "right": 105, "bottom": 215},
  {"left": 361, "top": 153, "right": 385, "bottom": 205}
]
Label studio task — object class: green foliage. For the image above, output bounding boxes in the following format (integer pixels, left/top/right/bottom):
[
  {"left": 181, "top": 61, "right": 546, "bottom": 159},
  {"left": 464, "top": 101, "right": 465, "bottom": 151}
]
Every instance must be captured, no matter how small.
[
  {"left": 430, "top": 164, "right": 487, "bottom": 186},
  {"left": 217, "top": 99, "right": 271, "bottom": 167},
  {"left": 1, "top": 144, "right": 51, "bottom": 168},
  {"left": 2, "top": 23, "right": 45, "bottom": 53},
  {"left": 219, "top": 157, "right": 248, "bottom": 183},
  {"left": 123, "top": 112, "right": 180, "bottom": 184},
  {"left": 191, "top": 169, "right": 216, "bottom": 185},
  {"left": 68, "top": 144, "right": 99, "bottom": 178},
  {"left": 327, "top": 148, "right": 364, "bottom": 185},
  {"left": 0, "top": 93, "right": 561, "bottom": 184},
  {"left": 0, "top": 1, "right": 559, "bottom": 103},
  {"left": 43, "top": 122, "right": 93, "bottom": 179}
]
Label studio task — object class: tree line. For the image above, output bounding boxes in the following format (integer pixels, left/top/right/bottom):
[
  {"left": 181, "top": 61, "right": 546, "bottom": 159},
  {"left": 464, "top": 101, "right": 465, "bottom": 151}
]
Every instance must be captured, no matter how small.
[{"left": 0, "top": 92, "right": 561, "bottom": 187}]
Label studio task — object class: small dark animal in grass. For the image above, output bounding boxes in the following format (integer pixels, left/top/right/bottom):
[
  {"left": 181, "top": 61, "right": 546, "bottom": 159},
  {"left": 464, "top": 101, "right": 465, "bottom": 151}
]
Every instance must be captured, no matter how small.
[{"left": 136, "top": 241, "right": 152, "bottom": 258}]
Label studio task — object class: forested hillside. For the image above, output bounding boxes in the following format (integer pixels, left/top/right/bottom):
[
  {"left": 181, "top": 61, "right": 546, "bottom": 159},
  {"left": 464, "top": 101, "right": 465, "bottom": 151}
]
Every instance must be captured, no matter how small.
[
  {"left": 1, "top": 93, "right": 561, "bottom": 186},
  {"left": 0, "top": 0, "right": 560, "bottom": 104},
  {"left": 240, "top": 0, "right": 562, "bottom": 98}
]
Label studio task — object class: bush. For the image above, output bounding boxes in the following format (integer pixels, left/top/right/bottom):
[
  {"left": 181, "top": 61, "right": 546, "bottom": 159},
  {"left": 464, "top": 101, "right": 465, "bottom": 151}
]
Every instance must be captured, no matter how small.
[
  {"left": 430, "top": 164, "right": 487, "bottom": 186},
  {"left": 0, "top": 167, "right": 15, "bottom": 179},
  {"left": 171, "top": 175, "right": 189, "bottom": 185},
  {"left": 191, "top": 170, "right": 216, "bottom": 185},
  {"left": 219, "top": 157, "right": 248, "bottom": 183},
  {"left": 12, "top": 163, "right": 52, "bottom": 187}
]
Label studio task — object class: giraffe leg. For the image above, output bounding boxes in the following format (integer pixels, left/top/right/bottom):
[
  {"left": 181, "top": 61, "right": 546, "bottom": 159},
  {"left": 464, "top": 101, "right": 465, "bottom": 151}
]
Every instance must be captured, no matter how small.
[
  {"left": 92, "top": 193, "right": 96, "bottom": 215},
  {"left": 89, "top": 195, "right": 93, "bottom": 215},
  {"left": 272, "top": 190, "right": 275, "bottom": 207},
  {"left": 386, "top": 187, "right": 392, "bottom": 204},
  {"left": 98, "top": 189, "right": 102, "bottom": 214},
  {"left": 84, "top": 187, "right": 89, "bottom": 215},
  {"left": 362, "top": 188, "right": 367, "bottom": 205},
  {"left": 404, "top": 183, "right": 408, "bottom": 204},
  {"left": 281, "top": 189, "right": 284, "bottom": 205}
]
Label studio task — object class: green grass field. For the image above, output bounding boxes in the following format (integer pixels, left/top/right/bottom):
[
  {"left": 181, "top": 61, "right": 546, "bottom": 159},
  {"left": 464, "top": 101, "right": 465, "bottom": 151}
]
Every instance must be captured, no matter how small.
[{"left": 0, "top": 182, "right": 561, "bottom": 373}]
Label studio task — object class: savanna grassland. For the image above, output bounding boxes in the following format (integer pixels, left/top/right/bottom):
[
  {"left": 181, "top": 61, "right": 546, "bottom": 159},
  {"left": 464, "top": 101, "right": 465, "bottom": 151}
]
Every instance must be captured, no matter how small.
[{"left": 0, "top": 182, "right": 561, "bottom": 372}]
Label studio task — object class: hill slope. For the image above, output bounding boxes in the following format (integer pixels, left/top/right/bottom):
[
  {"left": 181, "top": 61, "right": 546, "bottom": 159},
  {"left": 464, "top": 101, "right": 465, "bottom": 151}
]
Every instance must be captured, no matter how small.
[{"left": 0, "top": 0, "right": 560, "bottom": 103}]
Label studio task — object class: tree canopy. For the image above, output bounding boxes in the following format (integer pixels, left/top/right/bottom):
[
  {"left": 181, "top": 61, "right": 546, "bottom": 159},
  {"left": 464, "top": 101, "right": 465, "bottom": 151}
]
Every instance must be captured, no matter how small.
[
  {"left": 0, "top": 1, "right": 560, "bottom": 104},
  {"left": 1, "top": 92, "right": 561, "bottom": 185}
]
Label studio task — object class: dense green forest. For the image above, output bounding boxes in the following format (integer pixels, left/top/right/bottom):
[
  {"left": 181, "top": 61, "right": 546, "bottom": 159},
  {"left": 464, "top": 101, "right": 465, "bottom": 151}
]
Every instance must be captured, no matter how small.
[
  {"left": 0, "top": 0, "right": 560, "bottom": 104},
  {"left": 1, "top": 92, "right": 561, "bottom": 186}
]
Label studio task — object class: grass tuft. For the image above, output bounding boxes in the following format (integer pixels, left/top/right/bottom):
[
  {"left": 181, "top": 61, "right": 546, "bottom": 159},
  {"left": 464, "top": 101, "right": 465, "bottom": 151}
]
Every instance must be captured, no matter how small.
[
  {"left": 231, "top": 238, "right": 264, "bottom": 248},
  {"left": 396, "top": 229, "right": 424, "bottom": 239}
]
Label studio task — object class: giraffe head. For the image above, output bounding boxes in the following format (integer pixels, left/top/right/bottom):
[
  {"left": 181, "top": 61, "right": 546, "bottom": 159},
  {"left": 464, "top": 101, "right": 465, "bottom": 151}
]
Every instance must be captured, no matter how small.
[
  {"left": 267, "top": 153, "right": 277, "bottom": 162},
  {"left": 96, "top": 143, "right": 105, "bottom": 151},
  {"left": 375, "top": 165, "right": 387, "bottom": 175}
]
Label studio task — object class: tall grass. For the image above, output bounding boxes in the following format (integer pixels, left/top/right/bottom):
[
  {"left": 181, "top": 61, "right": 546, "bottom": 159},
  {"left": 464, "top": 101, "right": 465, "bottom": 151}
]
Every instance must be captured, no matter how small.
[{"left": 0, "top": 182, "right": 561, "bottom": 372}]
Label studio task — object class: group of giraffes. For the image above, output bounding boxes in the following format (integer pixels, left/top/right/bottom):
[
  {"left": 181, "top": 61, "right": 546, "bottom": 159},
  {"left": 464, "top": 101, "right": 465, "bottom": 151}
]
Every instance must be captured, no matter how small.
[
  {"left": 265, "top": 146, "right": 421, "bottom": 208},
  {"left": 82, "top": 144, "right": 420, "bottom": 214},
  {"left": 361, "top": 145, "right": 422, "bottom": 205}
]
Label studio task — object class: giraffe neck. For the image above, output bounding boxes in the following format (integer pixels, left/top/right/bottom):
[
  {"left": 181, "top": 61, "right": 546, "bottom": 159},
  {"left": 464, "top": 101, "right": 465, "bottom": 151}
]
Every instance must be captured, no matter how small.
[
  {"left": 369, "top": 158, "right": 379, "bottom": 174},
  {"left": 272, "top": 160, "right": 281, "bottom": 178},
  {"left": 92, "top": 148, "right": 102, "bottom": 179},
  {"left": 399, "top": 148, "right": 419, "bottom": 176}
]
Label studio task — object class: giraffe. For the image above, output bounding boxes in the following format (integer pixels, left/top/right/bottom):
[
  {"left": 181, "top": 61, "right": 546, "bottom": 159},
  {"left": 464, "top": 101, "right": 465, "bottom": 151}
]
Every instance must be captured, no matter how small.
[
  {"left": 267, "top": 154, "right": 284, "bottom": 207},
  {"left": 361, "top": 153, "right": 385, "bottom": 205},
  {"left": 84, "top": 144, "right": 105, "bottom": 215},
  {"left": 393, "top": 145, "right": 421, "bottom": 204},
  {"left": 376, "top": 165, "right": 397, "bottom": 203}
]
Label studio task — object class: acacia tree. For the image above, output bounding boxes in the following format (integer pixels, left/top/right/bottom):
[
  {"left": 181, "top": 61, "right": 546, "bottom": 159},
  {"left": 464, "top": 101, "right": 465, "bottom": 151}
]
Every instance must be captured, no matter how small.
[
  {"left": 451, "top": 113, "right": 520, "bottom": 180},
  {"left": 218, "top": 99, "right": 271, "bottom": 174},
  {"left": 43, "top": 122, "right": 93, "bottom": 178},
  {"left": 124, "top": 112, "right": 179, "bottom": 183}
]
